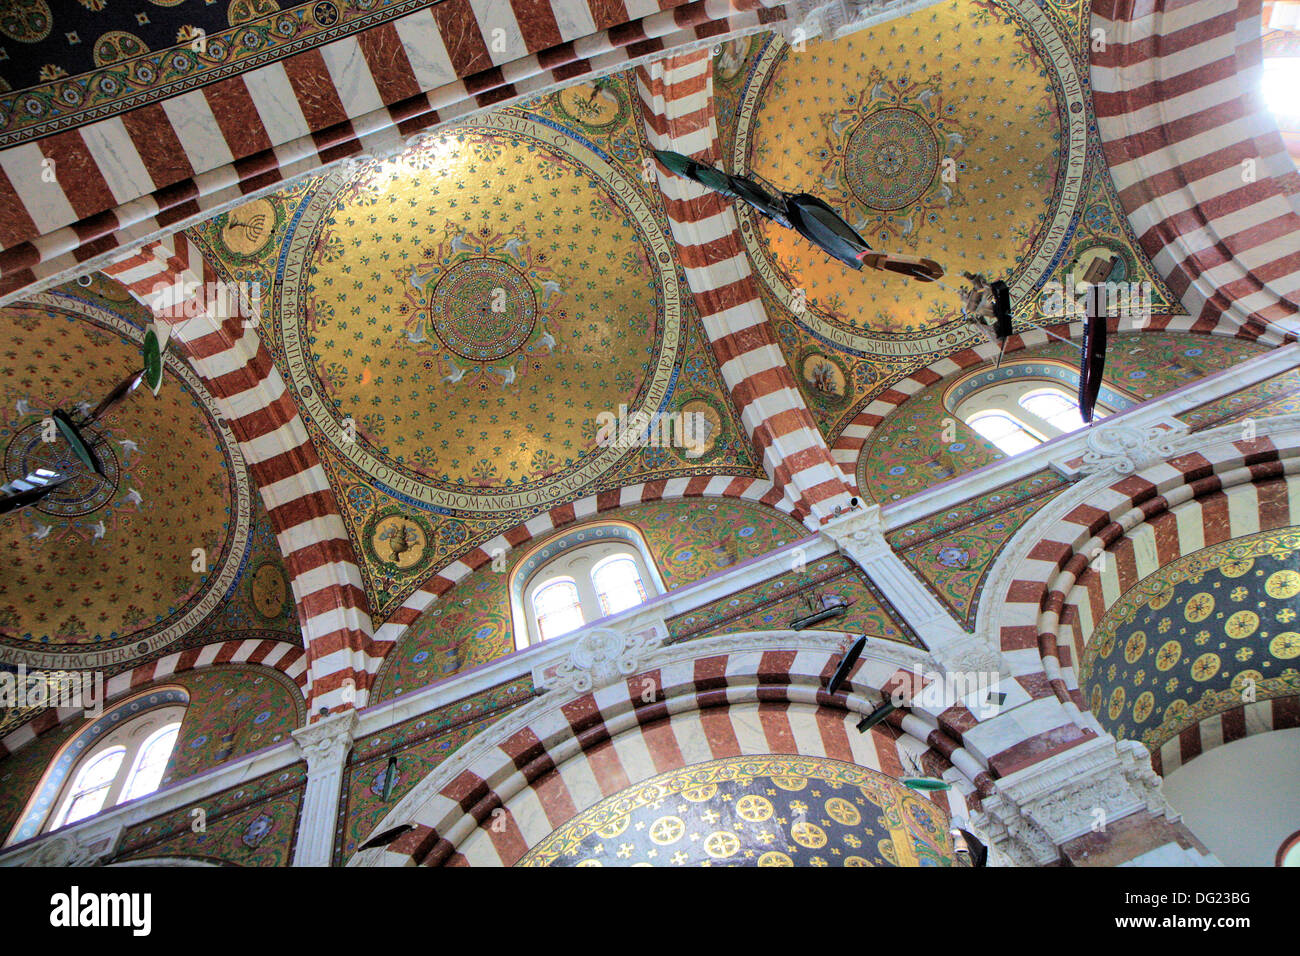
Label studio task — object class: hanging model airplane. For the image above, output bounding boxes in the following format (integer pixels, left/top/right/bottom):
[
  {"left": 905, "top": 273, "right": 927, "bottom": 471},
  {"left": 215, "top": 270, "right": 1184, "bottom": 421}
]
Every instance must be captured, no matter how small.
[
  {"left": 900, "top": 749, "right": 952, "bottom": 793},
  {"left": 653, "top": 150, "right": 943, "bottom": 282},
  {"left": 1, "top": 328, "right": 166, "bottom": 517},
  {"left": 826, "top": 633, "right": 868, "bottom": 695},
  {"left": 954, "top": 263, "right": 1112, "bottom": 422},
  {"left": 1077, "top": 256, "right": 1120, "bottom": 424}
]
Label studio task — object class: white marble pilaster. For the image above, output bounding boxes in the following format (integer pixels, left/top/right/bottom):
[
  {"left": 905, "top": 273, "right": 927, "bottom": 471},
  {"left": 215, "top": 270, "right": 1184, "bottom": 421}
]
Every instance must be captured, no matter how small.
[
  {"left": 821, "top": 505, "right": 1005, "bottom": 680},
  {"left": 291, "top": 710, "right": 357, "bottom": 868}
]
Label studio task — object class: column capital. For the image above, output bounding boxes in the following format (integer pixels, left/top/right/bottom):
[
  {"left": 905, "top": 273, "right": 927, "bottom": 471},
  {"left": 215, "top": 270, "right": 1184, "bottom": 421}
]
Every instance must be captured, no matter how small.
[
  {"left": 971, "top": 737, "right": 1178, "bottom": 866},
  {"left": 292, "top": 709, "right": 358, "bottom": 770},
  {"left": 291, "top": 710, "right": 357, "bottom": 866},
  {"left": 820, "top": 503, "right": 888, "bottom": 556}
]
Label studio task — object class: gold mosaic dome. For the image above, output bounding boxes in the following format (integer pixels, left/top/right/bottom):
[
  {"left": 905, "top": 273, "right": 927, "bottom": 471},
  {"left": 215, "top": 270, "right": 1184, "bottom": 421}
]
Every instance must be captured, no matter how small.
[
  {"left": 277, "top": 118, "right": 683, "bottom": 515},
  {"left": 739, "top": 1, "right": 1068, "bottom": 348},
  {"left": 0, "top": 302, "right": 241, "bottom": 664}
]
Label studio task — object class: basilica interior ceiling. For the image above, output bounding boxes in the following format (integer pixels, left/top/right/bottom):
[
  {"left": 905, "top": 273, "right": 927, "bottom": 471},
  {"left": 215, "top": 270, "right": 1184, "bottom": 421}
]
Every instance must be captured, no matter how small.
[{"left": 0, "top": 0, "right": 1275, "bottom": 738}]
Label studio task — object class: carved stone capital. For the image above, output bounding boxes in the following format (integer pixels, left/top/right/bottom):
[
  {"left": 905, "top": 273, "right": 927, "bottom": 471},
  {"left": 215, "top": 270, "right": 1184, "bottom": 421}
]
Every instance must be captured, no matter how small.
[
  {"left": 926, "top": 629, "right": 1005, "bottom": 679},
  {"left": 292, "top": 709, "right": 358, "bottom": 772},
  {"left": 821, "top": 503, "right": 888, "bottom": 557},
  {"left": 534, "top": 625, "right": 664, "bottom": 694},
  {"left": 1076, "top": 421, "right": 1188, "bottom": 476},
  {"left": 971, "top": 737, "right": 1174, "bottom": 865}
]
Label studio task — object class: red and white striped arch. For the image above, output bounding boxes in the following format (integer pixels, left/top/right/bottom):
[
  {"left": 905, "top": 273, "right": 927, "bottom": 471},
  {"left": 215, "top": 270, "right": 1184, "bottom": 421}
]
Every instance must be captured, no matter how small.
[
  {"left": 635, "top": 50, "right": 857, "bottom": 524},
  {"left": 0, "top": 0, "right": 786, "bottom": 301},
  {"left": 981, "top": 423, "right": 1300, "bottom": 776},
  {"left": 1091, "top": 0, "right": 1300, "bottom": 343},
  {"left": 103, "top": 235, "right": 379, "bottom": 717},
  {"left": 1155, "top": 697, "right": 1300, "bottom": 775},
  {"left": 374, "top": 476, "right": 792, "bottom": 648},
  {"left": 828, "top": 312, "right": 1262, "bottom": 480},
  {"left": 0, "top": 638, "right": 307, "bottom": 762},
  {"left": 349, "top": 638, "right": 987, "bottom": 866},
  {"left": 830, "top": 325, "right": 1083, "bottom": 478}
]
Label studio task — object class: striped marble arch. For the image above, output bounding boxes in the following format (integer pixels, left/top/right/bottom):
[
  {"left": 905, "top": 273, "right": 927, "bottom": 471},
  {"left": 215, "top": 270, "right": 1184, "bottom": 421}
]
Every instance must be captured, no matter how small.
[
  {"left": 0, "top": 0, "right": 788, "bottom": 303},
  {"left": 634, "top": 50, "right": 858, "bottom": 524},
  {"left": 1091, "top": 0, "right": 1300, "bottom": 342},
  {"left": 103, "top": 235, "right": 379, "bottom": 718}
]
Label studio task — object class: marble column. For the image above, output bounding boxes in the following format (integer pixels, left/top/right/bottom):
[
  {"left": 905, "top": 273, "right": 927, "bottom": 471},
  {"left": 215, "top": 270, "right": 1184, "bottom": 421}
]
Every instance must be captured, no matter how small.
[{"left": 291, "top": 710, "right": 357, "bottom": 867}]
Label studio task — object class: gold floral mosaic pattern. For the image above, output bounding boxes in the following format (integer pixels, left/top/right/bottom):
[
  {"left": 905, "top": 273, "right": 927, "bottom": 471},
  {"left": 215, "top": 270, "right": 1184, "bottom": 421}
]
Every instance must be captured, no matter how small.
[
  {"left": 746, "top": 4, "right": 1061, "bottom": 336},
  {"left": 0, "top": 305, "right": 234, "bottom": 650},
  {"left": 294, "top": 126, "right": 663, "bottom": 493}
]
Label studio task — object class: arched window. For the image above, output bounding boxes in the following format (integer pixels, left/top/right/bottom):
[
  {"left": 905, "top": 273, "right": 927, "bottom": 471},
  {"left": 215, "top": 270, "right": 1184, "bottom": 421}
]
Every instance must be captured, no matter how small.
[
  {"left": 20, "top": 700, "right": 187, "bottom": 840},
  {"left": 122, "top": 723, "right": 181, "bottom": 802},
  {"left": 54, "top": 747, "right": 125, "bottom": 829},
  {"left": 966, "top": 411, "right": 1040, "bottom": 456},
  {"left": 956, "top": 377, "right": 1114, "bottom": 457},
  {"left": 1019, "top": 387, "right": 1088, "bottom": 433},
  {"left": 533, "top": 578, "right": 585, "bottom": 641},
  {"left": 512, "top": 525, "right": 667, "bottom": 650},
  {"left": 592, "top": 555, "right": 648, "bottom": 617}
]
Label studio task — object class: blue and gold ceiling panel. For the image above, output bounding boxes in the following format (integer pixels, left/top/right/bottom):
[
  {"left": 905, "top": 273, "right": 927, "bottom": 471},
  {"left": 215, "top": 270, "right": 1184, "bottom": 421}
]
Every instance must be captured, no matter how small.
[
  {"left": 1081, "top": 527, "right": 1300, "bottom": 752},
  {"left": 517, "top": 754, "right": 955, "bottom": 867}
]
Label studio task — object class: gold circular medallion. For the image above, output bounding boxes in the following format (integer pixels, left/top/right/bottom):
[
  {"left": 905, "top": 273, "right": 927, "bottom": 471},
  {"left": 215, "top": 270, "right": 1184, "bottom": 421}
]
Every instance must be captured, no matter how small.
[
  {"left": 1191, "top": 652, "right": 1222, "bottom": 681},
  {"left": 758, "top": 851, "right": 793, "bottom": 867},
  {"left": 1148, "top": 589, "right": 1173, "bottom": 610},
  {"left": 1184, "top": 592, "right": 1215, "bottom": 622},
  {"left": 250, "top": 562, "right": 287, "bottom": 620},
  {"left": 1107, "top": 686, "right": 1126, "bottom": 721},
  {"left": 370, "top": 515, "right": 428, "bottom": 570},
  {"left": 1132, "top": 691, "right": 1155, "bottom": 723},
  {"left": 703, "top": 831, "right": 741, "bottom": 859},
  {"left": 790, "top": 821, "right": 827, "bottom": 849},
  {"left": 1123, "top": 630, "right": 1146, "bottom": 664},
  {"left": 1269, "top": 632, "right": 1300, "bottom": 659},
  {"left": 220, "top": 198, "right": 277, "bottom": 256},
  {"left": 1156, "top": 640, "right": 1182, "bottom": 671},
  {"left": 844, "top": 855, "right": 871, "bottom": 866},
  {"left": 824, "top": 797, "right": 861, "bottom": 826},
  {"left": 1220, "top": 557, "right": 1254, "bottom": 578},
  {"left": 554, "top": 82, "right": 625, "bottom": 127},
  {"left": 1266, "top": 569, "right": 1300, "bottom": 599},
  {"left": 735, "top": 794, "right": 774, "bottom": 823},
  {"left": 675, "top": 397, "right": 723, "bottom": 461},
  {"left": 771, "top": 775, "right": 807, "bottom": 792},
  {"left": 649, "top": 816, "right": 685, "bottom": 846},
  {"left": 1224, "top": 610, "right": 1259, "bottom": 639}
]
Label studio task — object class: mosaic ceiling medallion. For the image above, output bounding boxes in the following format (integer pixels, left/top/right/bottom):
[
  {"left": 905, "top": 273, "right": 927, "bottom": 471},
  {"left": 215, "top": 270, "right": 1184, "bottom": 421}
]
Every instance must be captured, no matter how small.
[
  {"left": 0, "top": 295, "right": 251, "bottom": 671},
  {"left": 278, "top": 114, "right": 682, "bottom": 516},
  {"left": 1081, "top": 527, "right": 1300, "bottom": 752},
  {"left": 517, "top": 754, "right": 955, "bottom": 867},
  {"left": 550, "top": 80, "right": 629, "bottom": 131},
  {"left": 843, "top": 106, "right": 943, "bottom": 211},
  {"left": 398, "top": 226, "right": 561, "bottom": 386},
  {"left": 734, "top": 0, "right": 1086, "bottom": 357}
]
